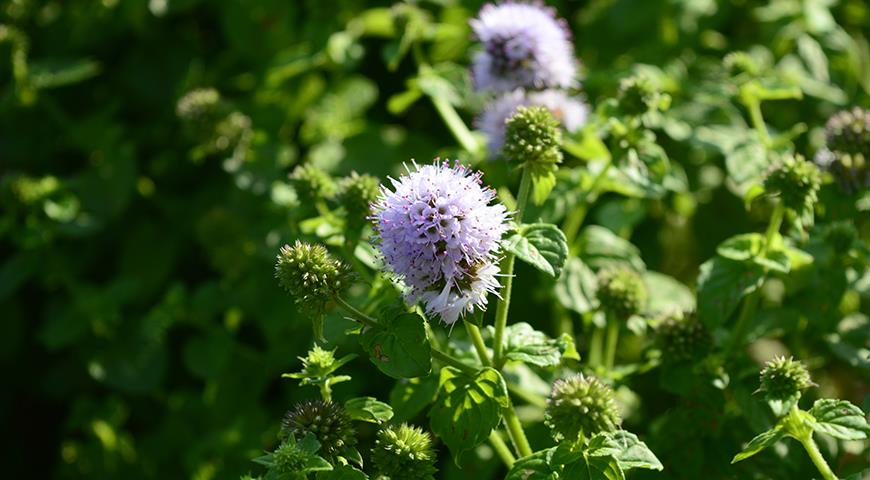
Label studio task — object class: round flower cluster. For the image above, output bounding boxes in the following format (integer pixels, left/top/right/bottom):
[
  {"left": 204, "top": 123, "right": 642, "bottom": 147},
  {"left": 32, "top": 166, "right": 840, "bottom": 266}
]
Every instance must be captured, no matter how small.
[
  {"left": 815, "top": 107, "right": 870, "bottom": 193},
  {"left": 502, "top": 106, "right": 563, "bottom": 166},
  {"left": 477, "top": 89, "right": 588, "bottom": 156},
  {"left": 371, "top": 161, "right": 509, "bottom": 325},
  {"left": 655, "top": 310, "right": 711, "bottom": 363},
  {"left": 274, "top": 241, "right": 352, "bottom": 314},
  {"left": 290, "top": 164, "right": 337, "bottom": 202},
  {"left": 596, "top": 267, "right": 647, "bottom": 320},
  {"left": 759, "top": 356, "right": 814, "bottom": 403},
  {"left": 545, "top": 374, "right": 621, "bottom": 442},
  {"left": 618, "top": 75, "right": 662, "bottom": 117},
  {"left": 271, "top": 440, "right": 309, "bottom": 474},
  {"left": 470, "top": 2, "right": 576, "bottom": 92},
  {"left": 281, "top": 399, "right": 356, "bottom": 461},
  {"left": 337, "top": 171, "right": 380, "bottom": 231},
  {"left": 764, "top": 155, "right": 821, "bottom": 216},
  {"left": 176, "top": 87, "right": 223, "bottom": 125},
  {"left": 372, "top": 423, "right": 438, "bottom": 480}
]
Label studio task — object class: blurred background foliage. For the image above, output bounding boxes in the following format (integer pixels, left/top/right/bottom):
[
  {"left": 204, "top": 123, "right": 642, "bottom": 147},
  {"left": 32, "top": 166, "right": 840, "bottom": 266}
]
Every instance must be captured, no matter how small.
[{"left": 1, "top": 0, "right": 868, "bottom": 478}]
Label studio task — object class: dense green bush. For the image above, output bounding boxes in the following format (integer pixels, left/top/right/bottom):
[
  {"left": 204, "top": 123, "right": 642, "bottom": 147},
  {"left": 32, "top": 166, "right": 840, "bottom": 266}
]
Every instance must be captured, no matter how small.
[{"left": 2, "top": 0, "right": 868, "bottom": 479}]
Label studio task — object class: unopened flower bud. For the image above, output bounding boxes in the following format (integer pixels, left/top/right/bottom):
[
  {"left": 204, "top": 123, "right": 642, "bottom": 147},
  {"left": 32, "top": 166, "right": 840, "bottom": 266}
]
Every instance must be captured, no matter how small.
[
  {"left": 337, "top": 171, "right": 380, "bottom": 230},
  {"left": 290, "top": 164, "right": 337, "bottom": 202},
  {"left": 271, "top": 439, "right": 310, "bottom": 474},
  {"left": 759, "top": 356, "right": 814, "bottom": 406},
  {"left": 372, "top": 423, "right": 437, "bottom": 480},
  {"left": 503, "top": 106, "right": 563, "bottom": 167},
  {"left": 275, "top": 241, "right": 352, "bottom": 314},
  {"left": 281, "top": 399, "right": 356, "bottom": 461},
  {"left": 618, "top": 75, "right": 661, "bottom": 117},
  {"left": 656, "top": 310, "right": 711, "bottom": 363},
  {"left": 764, "top": 155, "right": 821, "bottom": 217},
  {"left": 825, "top": 107, "right": 870, "bottom": 157},
  {"left": 723, "top": 51, "right": 760, "bottom": 77},
  {"left": 545, "top": 374, "right": 621, "bottom": 442},
  {"left": 596, "top": 267, "right": 647, "bottom": 320}
]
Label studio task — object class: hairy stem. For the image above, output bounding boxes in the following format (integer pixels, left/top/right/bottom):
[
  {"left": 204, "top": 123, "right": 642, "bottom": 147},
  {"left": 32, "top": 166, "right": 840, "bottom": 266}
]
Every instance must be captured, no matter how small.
[
  {"left": 430, "top": 347, "right": 477, "bottom": 375},
  {"left": 334, "top": 296, "right": 379, "bottom": 328},
  {"left": 798, "top": 435, "right": 838, "bottom": 480},
  {"left": 501, "top": 398, "right": 534, "bottom": 458},
  {"left": 465, "top": 321, "right": 492, "bottom": 367},
  {"left": 492, "top": 167, "right": 533, "bottom": 367},
  {"left": 489, "top": 431, "right": 516, "bottom": 468}
]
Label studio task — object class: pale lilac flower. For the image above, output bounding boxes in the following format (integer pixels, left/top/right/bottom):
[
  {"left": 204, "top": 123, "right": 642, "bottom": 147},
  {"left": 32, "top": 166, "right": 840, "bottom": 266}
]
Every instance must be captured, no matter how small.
[
  {"left": 477, "top": 89, "right": 589, "bottom": 156},
  {"left": 370, "top": 160, "right": 509, "bottom": 324},
  {"left": 471, "top": 2, "right": 577, "bottom": 92}
]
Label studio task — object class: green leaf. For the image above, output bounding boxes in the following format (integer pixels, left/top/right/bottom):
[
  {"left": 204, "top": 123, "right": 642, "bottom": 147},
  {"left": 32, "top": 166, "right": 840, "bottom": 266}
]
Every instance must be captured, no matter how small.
[
  {"left": 561, "top": 454, "right": 625, "bottom": 480},
  {"left": 505, "top": 448, "right": 559, "bottom": 480},
  {"left": 389, "top": 375, "right": 439, "bottom": 422},
  {"left": 360, "top": 313, "right": 431, "bottom": 379},
  {"left": 606, "top": 431, "right": 664, "bottom": 471},
  {"left": 429, "top": 367, "right": 509, "bottom": 459},
  {"left": 697, "top": 257, "right": 765, "bottom": 327},
  {"left": 809, "top": 399, "right": 870, "bottom": 440},
  {"left": 505, "top": 223, "right": 568, "bottom": 278},
  {"left": 387, "top": 88, "right": 422, "bottom": 115},
  {"left": 29, "top": 58, "right": 100, "bottom": 89},
  {"left": 576, "top": 225, "right": 645, "bottom": 271},
  {"left": 731, "top": 425, "right": 785, "bottom": 463},
  {"left": 845, "top": 468, "right": 869, "bottom": 480},
  {"left": 530, "top": 168, "right": 557, "bottom": 206},
  {"left": 563, "top": 127, "right": 611, "bottom": 161},
  {"left": 554, "top": 257, "right": 599, "bottom": 314},
  {"left": 344, "top": 397, "right": 394, "bottom": 423},
  {"left": 716, "top": 233, "right": 791, "bottom": 273},
  {"left": 498, "top": 322, "right": 575, "bottom": 368},
  {"left": 643, "top": 271, "right": 695, "bottom": 314},
  {"left": 317, "top": 465, "right": 368, "bottom": 480}
]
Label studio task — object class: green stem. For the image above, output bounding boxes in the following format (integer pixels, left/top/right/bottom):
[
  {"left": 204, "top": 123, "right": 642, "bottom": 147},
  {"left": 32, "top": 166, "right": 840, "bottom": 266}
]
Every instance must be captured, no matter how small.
[
  {"left": 798, "top": 435, "right": 838, "bottom": 480},
  {"left": 319, "top": 384, "right": 332, "bottom": 402},
  {"left": 333, "top": 296, "right": 378, "bottom": 328},
  {"left": 563, "top": 157, "right": 613, "bottom": 249},
  {"left": 724, "top": 202, "right": 785, "bottom": 358},
  {"left": 501, "top": 398, "right": 534, "bottom": 458},
  {"left": 430, "top": 347, "right": 477, "bottom": 375},
  {"left": 465, "top": 321, "right": 492, "bottom": 367},
  {"left": 492, "top": 167, "right": 533, "bottom": 368},
  {"left": 430, "top": 94, "right": 481, "bottom": 156},
  {"left": 489, "top": 431, "right": 516, "bottom": 468},
  {"left": 507, "top": 382, "right": 548, "bottom": 409},
  {"left": 745, "top": 96, "right": 771, "bottom": 147},
  {"left": 589, "top": 325, "right": 605, "bottom": 368},
  {"left": 604, "top": 316, "right": 620, "bottom": 370}
]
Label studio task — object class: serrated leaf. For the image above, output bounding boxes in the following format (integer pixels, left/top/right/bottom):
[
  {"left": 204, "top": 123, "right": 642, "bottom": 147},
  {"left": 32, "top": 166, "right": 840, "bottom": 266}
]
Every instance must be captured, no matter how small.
[
  {"left": 731, "top": 425, "right": 785, "bottom": 463},
  {"left": 360, "top": 313, "right": 431, "bottom": 379},
  {"left": 505, "top": 448, "right": 559, "bottom": 480},
  {"left": 643, "top": 271, "right": 695, "bottom": 314},
  {"left": 697, "top": 256, "right": 765, "bottom": 327},
  {"left": 344, "top": 396, "right": 394, "bottom": 423},
  {"left": 555, "top": 257, "right": 599, "bottom": 314},
  {"left": 498, "top": 322, "right": 574, "bottom": 368},
  {"left": 606, "top": 431, "right": 664, "bottom": 471},
  {"left": 531, "top": 168, "right": 557, "bottom": 205},
  {"left": 809, "top": 399, "right": 870, "bottom": 440},
  {"left": 429, "top": 367, "right": 509, "bottom": 459},
  {"left": 505, "top": 223, "right": 568, "bottom": 278}
]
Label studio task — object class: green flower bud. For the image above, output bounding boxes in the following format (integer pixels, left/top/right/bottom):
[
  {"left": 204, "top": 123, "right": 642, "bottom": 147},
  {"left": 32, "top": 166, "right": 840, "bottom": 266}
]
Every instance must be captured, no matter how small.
[
  {"left": 176, "top": 88, "right": 223, "bottom": 125},
  {"left": 764, "top": 155, "right": 821, "bottom": 216},
  {"left": 371, "top": 423, "right": 437, "bottom": 480},
  {"left": 821, "top": 220, "right": 858, "bottom": 254},
  {"left": 274, "top": 241, "right": 352, "bottom": 313},
  {"left": 723, "top": 51, "right": 760, "bottom": 77},
  {"left": 503, "top": 106, "right": 563, "bottom": 167},
  {"left": 596, "top": 267, "right": 647, "bottom": 320},
  {"left": 290, "top": 164, "right": 337, "bottom": 202},
  {"left": 281, "top": 399, "right": 356, "bottom": 461},
  {"left": 825, "top": 107, "right": 870, "bottom": 157},
  {"left": 545, "top": 374, "right": 621, "bottom": 442},
  {"left": 655, "top": 310, "right": 711, "bottom": 363},
  {"left": 271, "top": 439, "right": 310, "bottom": 474},
  {"left": 618, "top": 75, "right": 661, "bottom": 117},
  {"left": 337, "top": 171, "right": 380, "bottom": 229},
  {"left": 759, "top": 356, "right": 814, "bottom": 405}
]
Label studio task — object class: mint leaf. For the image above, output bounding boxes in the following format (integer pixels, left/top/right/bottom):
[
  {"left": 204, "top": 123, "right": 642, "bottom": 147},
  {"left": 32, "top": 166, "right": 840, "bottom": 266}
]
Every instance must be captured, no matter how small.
[
  {"left": 555, "top": 257, "right": 599, "bottom": 314},
  {"left": 561, "top": 453, "right": 625, "bottom": 480},
  {"left": 505, "top": 223, "right": 568, "bottom": 278},
  {"left": 344, "top": 396, "right": 394, "bottom": 423},
  {"left": 505, "top": 448, "right": 559, "bottom": 480},
  {"left": 317, "top": 465, "right": 368, "bottom": 480},
  {"left": 389, "top": 375, "right": 439, "bottom": 422},
  {"left": 697, "top": 256, "right": 765, "bottom": 327},
  {"left": 731, "top": 425, "right": 785, "bottom": 463},
  {"left": 809, "top": 398, "right": 870, "bottom": 440},
  {"left": 498, "top": 322, "right": 576, "bottom": 368},
  {"left": 429, "top": 367, "right": 509, "bottom": 459},
  {"left": 607, "top": 431, "right": 664, "bottom": 471},
  {"left": 360, "top": 313, "right": 431, "bottom": 379},
  {"left": 577, "top": 225, "right": 645, "bottom": 271}
]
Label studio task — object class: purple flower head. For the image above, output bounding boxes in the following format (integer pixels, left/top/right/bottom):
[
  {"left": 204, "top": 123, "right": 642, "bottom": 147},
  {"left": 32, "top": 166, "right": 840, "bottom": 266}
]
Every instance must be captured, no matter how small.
[
  {"left": 477, "top": 89, "right": 589, "bottom": 156},
  {"left": 471, "top": 2, "right": 577, "bottom": 92},
  {"left": 371, "top": 160, "right": 510, "bottom": 325}
]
